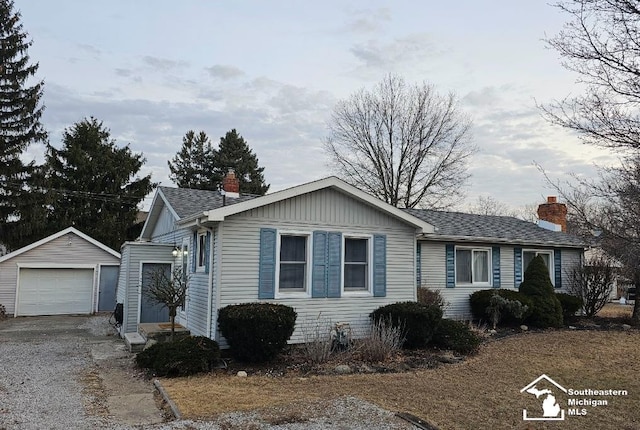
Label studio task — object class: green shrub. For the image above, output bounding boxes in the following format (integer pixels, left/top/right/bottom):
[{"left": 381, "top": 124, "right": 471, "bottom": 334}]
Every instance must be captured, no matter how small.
[
  {"left": 469, "top": 289, "right": 533, "bottom": 325},
  {"left": 417, "top": 287, "right": 447, "bottom": 310},
  {"left": 135, "top": 336, "right": 220, "bottom": 377},
  {"left": 218, "top": 303, "right": 297, "bottom": 362},
  {"left": 431, "top": 319, "right": 482, "bottom": 355},
  {"left": 486, "top": 293, "right": 529, "bottom": 329},
  {"left": 520, "top": 255, "right": 563, "bottom": 328},
  {"left": 556, "top": 293, "right": 583, "bottom": 320},
  {"left": 370, "top": 302, "right": 442, "bottom": 349},
  {"left": 0, "top": 304, "right": 7, "bottom": 320}
]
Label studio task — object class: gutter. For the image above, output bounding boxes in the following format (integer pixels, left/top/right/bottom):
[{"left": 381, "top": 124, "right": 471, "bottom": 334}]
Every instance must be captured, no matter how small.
[{"left": 417, "top": 233, "right": 587, "bottom": 249}]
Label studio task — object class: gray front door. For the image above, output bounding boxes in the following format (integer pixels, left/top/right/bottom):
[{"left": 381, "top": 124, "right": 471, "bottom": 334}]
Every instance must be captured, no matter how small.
[
  {"left": 140, "top": 263, "right": 170, "bottom": 323},
  {"left": 98, "top": 266, "right": 119, "bottom": 312}
]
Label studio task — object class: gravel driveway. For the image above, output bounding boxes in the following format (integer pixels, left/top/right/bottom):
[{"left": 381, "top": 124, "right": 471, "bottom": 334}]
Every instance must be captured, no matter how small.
[{"left": 0, "top": 315, "right": 413, "bottom": 430}]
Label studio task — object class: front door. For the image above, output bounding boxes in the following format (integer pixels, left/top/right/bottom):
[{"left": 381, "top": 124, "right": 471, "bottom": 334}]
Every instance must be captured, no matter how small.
[{"left": 140, "top": 263, "right": 171, "bottom": 323}]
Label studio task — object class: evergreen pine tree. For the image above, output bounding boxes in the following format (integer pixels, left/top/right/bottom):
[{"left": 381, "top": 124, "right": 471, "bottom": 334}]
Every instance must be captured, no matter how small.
[
  {"left": 519, "top": 255, "right": 563, "bottom": 328},
  {"left": 214, "top": 129, "right": 269, "bottom": 195},
  {"left": 167, "top": 130, "right": 217, "bottom": 190},
  {"left": 43, "top": 117, "right": 155, "bottom": 251},
  {"left": 0, "top": 0, "right": 47, "bottom": 252}
]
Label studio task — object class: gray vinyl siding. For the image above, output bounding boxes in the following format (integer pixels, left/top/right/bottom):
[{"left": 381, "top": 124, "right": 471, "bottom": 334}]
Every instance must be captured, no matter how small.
[
  {"left": 215, "top": 188, "right": 417, "bottom": 346},
  {"left": 420, "top": 241, "right": 584, "bottom": 318},
  {"left": 150, "top": 206, "right": 178, "bottom": 240},
  {"left": 116, "top": 245, "right": 130, "bottom": 304},
  {"left": 0, "top": 233, "right": 119, "bottom": 316},
  {"left": 185, "top": 227, "right": 211, "bottom": 337},
  {"left": 560, "top": 248, "right": 582, "bottom": 292},
  {"left": 210, "top": 225, "right": 222, "bottom": 337},
  {"left": 118, "top": 242, "right": 174, "bottom": 334}
]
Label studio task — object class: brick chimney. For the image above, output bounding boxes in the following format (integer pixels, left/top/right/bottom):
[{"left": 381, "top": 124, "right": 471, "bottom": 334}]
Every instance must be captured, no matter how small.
[
  {"left": 537, "top": 196, "right": 567, "bottom": 232},
  {"left": 221, "top": 168, "right": 240, "bottom": 198}
]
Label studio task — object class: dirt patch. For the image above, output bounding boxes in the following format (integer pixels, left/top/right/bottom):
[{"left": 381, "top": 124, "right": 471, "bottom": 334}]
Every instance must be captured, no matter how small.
[
  {"left": 80, "top": 366, "right": 109, "bottom": 417},
  {"left": 161, "top": 330, "right": 640, "bottom": 429}
]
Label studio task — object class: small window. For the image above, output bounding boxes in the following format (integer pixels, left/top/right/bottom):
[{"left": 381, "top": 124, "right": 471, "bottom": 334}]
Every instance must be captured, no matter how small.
[
  {"left": 197, "top": 232, "right": 206, "bottom": 271},
  {"left": 344, "top": 237, "right": 369, "bottom": 292},
  {"left": 278, "top": 235, "right": 307, "bottom": 292},
  {"left": 180, "top": 238, "right": 189, "bottom": 311},
  {"left": 181, "top": 241, "right": 189, "bottom": 281},
  {"left": 523, "top": 250, "right": 553, "bottom": 282},
  {"left": 455, "top": 247, "right": 490, "bottom": 286}
]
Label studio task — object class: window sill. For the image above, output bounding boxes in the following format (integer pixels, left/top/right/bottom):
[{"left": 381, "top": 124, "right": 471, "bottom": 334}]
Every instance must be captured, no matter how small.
[
  {"left": 275, "top": 291, "right": 310, "bottom": 299},
  {"left": 342, "top": 290, "right": 373, "bottom": 298},
  {"left": 455, "top": 283, "right": 492, "bottom": 288}
]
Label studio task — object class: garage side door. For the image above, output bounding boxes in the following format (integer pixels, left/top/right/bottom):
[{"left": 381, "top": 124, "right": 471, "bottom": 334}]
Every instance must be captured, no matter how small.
[{"left": 17, "top": 268, "right": 94, "bottom": 316}]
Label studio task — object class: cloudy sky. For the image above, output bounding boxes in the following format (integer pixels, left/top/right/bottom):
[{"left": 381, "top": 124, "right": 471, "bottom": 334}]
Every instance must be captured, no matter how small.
[{"left": 17, "top": 0, "right": 617, "bottom": 211}]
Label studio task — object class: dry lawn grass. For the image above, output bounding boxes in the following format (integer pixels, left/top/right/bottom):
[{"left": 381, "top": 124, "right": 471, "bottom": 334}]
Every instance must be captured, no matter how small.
[
  {"left": 598, "top": 303, "right": 634, "bottom": 318},
  {"left": 161, "top": 330, "right": 640, "bottom": 430}
]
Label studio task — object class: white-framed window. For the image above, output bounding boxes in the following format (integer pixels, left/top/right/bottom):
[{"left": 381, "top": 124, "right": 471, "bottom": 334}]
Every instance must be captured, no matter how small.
[
  {"left": 342, "top": 235, "right": 372, "bottom": 295},
  {"left": 522, "top": 249, "right": 554, "bottom": 283},
  {"left": 196, "top": 231, "right": 207, "bottom": 272},
  {"left": 276, "top": 232, "right": 311, "bottom": 296},
  {"left": 455, "top": 247, "right": 491, "bottom": 286}
]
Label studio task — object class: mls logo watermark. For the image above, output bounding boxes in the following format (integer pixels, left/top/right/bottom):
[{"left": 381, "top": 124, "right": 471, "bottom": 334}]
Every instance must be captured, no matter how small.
[
  {"left": 520, "top": 374, "right": 629, "bottom": 421},
  {"left": 520, "top": 374, "right": 567, "bottom": 421}
]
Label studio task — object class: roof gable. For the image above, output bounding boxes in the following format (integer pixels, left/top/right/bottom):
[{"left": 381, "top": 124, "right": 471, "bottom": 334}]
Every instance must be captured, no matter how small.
[
  {"left": 405, "top": 208, "right": 585, "bottom": 248},
  {"left": 0, "top": 227, "right": 121, "bottom": 263},
  {"left": 181, "top": 177, "right": 434, "bottom": 233},
  {"left": 140, "top": 186, "right": 259, "bottom": 239}
]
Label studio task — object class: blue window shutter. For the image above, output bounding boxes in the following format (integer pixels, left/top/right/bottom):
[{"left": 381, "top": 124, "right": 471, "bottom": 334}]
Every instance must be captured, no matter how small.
[
  {"left": 416, "top": 242, "right": 422, "bottom": 286},
  {"left": 373, "top": 234, "right": 387, "bottom": 297},
  {"left": 445, "top": 244, "right": 455, "bottom": 288},
  {"left": 204, "top": 231, "right": 211, "bottom": 274},
  {"left": 327, "top": 232, "right": 342, "bottom": 298},
  {"left": 492, "top": 246, "right": 501, "bottom": 288},
  {"left": 192, "top": 231, "right": 197, "bottom": 272},
  {"left": 514, "top": 247, "right": 523, "bottom": 288},
  {"left": 312, "top": 231, "right": 328, "bottom": 298},
  {"left": 554, "top": 248, "right": 562, "bottom": 289},
  {"left": 258, "top": 228, "right": 277, "bottom": 299}
]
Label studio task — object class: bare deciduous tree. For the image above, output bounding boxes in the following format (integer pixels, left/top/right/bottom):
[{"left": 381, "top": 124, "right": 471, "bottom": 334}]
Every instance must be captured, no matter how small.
[
  {"left": 144, "top": 267, "right": 188, "bottom": 340},
  {"left": 325, "top": 74, "right": 475, "bottom": 209},
  {"left": 466, "top": 196, "right": 539, "bottom": 222},
  {"left": 540, "top": 0, "right": 640, "bottom": 151},
  {"left": 538, "top": 157, "right": 640, "bottom": 321},
  {"left": 567, "top": 255, "right": 616, "bottom": 317}
]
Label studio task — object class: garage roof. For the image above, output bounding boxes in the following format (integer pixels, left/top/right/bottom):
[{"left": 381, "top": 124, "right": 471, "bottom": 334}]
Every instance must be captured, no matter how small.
[{"left": 0, "top": 227, "right": 121, "bottom": 263}]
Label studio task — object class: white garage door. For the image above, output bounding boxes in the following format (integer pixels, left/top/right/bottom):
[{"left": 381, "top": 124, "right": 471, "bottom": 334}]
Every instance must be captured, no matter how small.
[{"left": 17, "top": 268, "right": 94, "bottom": 316}]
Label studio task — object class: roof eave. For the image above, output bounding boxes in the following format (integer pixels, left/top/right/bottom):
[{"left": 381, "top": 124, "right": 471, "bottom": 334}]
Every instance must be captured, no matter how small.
[{"left": 418, "top": 233, "right": 586, "bottom": 249}]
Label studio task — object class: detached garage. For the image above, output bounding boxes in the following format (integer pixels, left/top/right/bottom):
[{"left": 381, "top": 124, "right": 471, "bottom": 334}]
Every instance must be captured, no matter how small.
[{"left": 0, "top": 227, "right": 121, "bottom": 317}]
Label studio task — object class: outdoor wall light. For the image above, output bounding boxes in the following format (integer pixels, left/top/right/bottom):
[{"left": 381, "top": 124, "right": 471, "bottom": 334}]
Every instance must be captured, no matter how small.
[{"left": 172, "top": 246, "right": 180, "bottom": 257}]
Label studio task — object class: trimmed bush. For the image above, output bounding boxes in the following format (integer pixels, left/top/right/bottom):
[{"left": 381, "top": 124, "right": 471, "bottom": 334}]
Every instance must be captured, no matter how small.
[
  {"left": 431, "top": 319, "right": 482, "bottom": 355},
  {"left": 370, "top": 302, "right": 442, "bottom": 349},
  {"left": 520, "top": 255, "right": 563, "bottom": 328},
  {"left": 135, "top": 336, "right": 220, "bottom": 377},
  {"left": 556, "top": 292, "right": 583, "bottom": 320},
  {"left": 218, "top": 303, "right": 297, "bottom": 362},
  {"left": 469, "top": 289, "right": 533, "bottom": 325}
]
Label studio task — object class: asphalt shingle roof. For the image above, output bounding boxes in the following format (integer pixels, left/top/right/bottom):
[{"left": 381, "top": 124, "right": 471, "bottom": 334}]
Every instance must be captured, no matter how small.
[
  {"left": 404, "top": 208, "right": 586, "bottom": 247},
  {"left": 159, "top": 186, "right": 259, "bottom": 219}
]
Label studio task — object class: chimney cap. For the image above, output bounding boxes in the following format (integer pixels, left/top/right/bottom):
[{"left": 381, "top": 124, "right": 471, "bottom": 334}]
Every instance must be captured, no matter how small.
[{"left": 546, "top": 196, "right": 557, "bottom": 203}]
